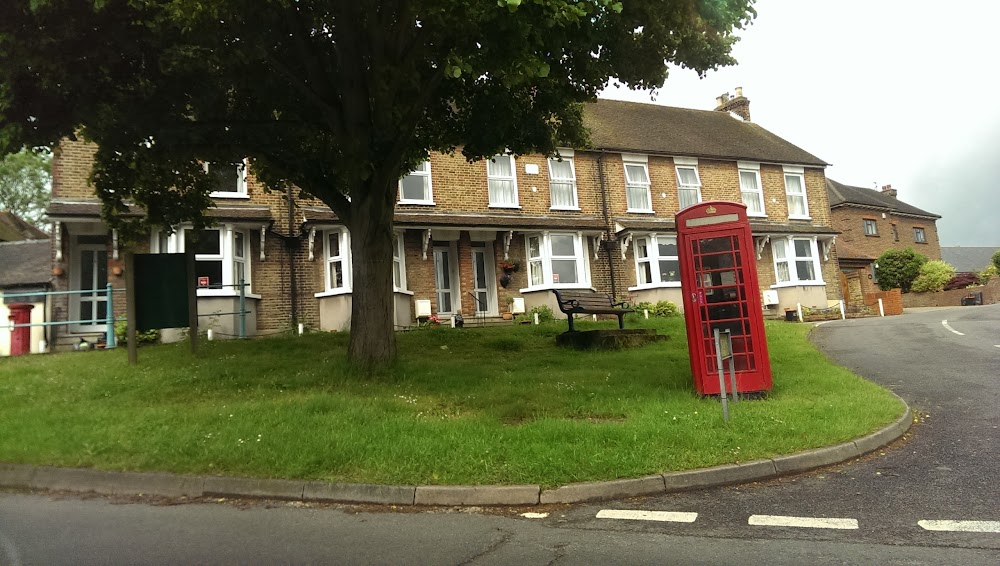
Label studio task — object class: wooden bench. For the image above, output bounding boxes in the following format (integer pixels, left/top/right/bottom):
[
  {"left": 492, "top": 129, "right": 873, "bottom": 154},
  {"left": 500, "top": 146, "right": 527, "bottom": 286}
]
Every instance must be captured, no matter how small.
[{"left": 552, "top": 289, "right": 634, "bottom": 332}]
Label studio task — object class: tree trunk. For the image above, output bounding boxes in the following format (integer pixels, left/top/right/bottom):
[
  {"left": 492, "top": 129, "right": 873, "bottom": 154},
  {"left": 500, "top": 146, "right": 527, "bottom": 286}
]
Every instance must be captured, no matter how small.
[{"left": 346, "top": 185, "right": 397, "bottom": 371}]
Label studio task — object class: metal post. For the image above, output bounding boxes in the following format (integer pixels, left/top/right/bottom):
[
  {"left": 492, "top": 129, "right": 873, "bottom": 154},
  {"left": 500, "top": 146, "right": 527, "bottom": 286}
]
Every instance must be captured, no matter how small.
[
  {"left": 714, "top": 328, "right": 730, "bottom": 422},
  {"left": 186, "top": 249, "right": 198, "bottom": 353},
  {"left": 125, "top": 253, "right": 138, "bottom": 365},
  {"left": 726, "top": 330, "right": 737, "bottom": 403},
  {"left": 239, "top": 276, "right": 247, "bottom": 339},
  {"left": 105, "top": 283, "right": 116, "bottom": 349}
]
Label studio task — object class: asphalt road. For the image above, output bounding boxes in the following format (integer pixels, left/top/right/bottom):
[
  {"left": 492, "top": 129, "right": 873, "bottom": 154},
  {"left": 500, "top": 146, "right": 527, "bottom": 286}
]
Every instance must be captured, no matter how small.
[{"left": 2, "top": 305, "right": 998, "bottom": 564}]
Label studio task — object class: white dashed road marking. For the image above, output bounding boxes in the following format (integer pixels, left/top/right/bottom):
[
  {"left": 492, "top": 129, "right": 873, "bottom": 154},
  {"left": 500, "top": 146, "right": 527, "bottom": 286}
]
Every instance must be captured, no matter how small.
[
  {"left": 748, "top": 515, "right": 859, "bottom": 530},
  {"left": 596, "top": 510, "right": 698, "bottom": 523},
  {"left": 918, "top": 520, "right": 1000, "bottom": 533},
  {"left": 941, "top": 320, "right": 965, "bottom": 336},
  {"left": 520, "top": 512, "right": 548, "bottom": 519}
]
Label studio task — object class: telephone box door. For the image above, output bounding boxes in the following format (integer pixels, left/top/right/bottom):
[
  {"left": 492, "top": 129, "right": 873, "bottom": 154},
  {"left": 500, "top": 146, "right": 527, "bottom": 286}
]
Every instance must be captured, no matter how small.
[{"left": 677, "top": 202, "right": 772, "bottom": 395}]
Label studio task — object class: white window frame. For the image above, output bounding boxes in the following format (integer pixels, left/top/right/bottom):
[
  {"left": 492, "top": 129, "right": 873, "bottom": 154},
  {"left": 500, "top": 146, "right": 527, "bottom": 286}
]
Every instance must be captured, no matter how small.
[
  {"left": 398, "top": 161, "right": 434, "bottom": 205},
  {"left": 323, "top": 227, "right": 351, "bottom": 294},
  {"left": 674, "top": 157, "right": 702, "bottom": 210},
  {"left": 522, "top": 231, "right": 591, "bottom": 291},
  {"left": 487, "top": 154, "right": 519, "bottom": 208},
  {"left": 548, "top": 149, "right": 579, "bottom": 210},
  {"left": 623, "top": 154, "right": 652, "bottom": 213},
  {"left": 151, "top": 224, "right": 255, "bottom": 297},
  {"left": 783, "top": 165, "right": 810, "bottom": 219},
  {"left": 629, "top": 233, "right": 681, "bottom": 290},
  {"left": 770, "top": 236, "right": 824, "bottom": 287},
  {"left": 392, "top": 231, "right": 408, "bottom": 292},
  {"left": 737, "top": 161, "right": 766, "bottom": 217},
  {"left": 913, "top": 227, "right": 927, "bottom": 243},
  {"left": 206, "top": 159, "right": 249, "bottom": 199}
]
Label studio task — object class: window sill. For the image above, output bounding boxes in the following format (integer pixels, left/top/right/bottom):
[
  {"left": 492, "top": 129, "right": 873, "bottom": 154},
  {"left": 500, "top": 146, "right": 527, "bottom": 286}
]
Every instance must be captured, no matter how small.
[
  {"left": 314, "top": 288, "right": 352, "bottom": 298},
  {"left": 626, "top": 209, "right": 655, "bottom": 214},
  {"left": 210, "top": 192, "right": 250, "bottom": 199},
  {"left": 395, "top": 288, "right": 414, "bottom": 296},
  {"left": 628, "top": 283, "right": 682, "bottom": 292},
  {"left": 519, "top": 283, "right": 593, "bottom": 293},
  {"left": 864, "top": 234, "right": 880, "bottom": 238},
  {"left": 488, "top": 204, "right": 521, "bottom": 209},
  {"left": 550, "top": 206, "right": 581, "bottom": 212},
  {"left": 196, "top": 289, "right": 262, "bottom": 299},
  {"left": 398, "top": 199, "right": 436, "bottom": 206},
  {"left": 747, "top": 212, "right": 768, "bottom": 218},
  {"left": 788, "top": 215, "right": 812, "bottom": 221},
  {"left": 769, "top": 281, "right": 826, "bottom": 289}
]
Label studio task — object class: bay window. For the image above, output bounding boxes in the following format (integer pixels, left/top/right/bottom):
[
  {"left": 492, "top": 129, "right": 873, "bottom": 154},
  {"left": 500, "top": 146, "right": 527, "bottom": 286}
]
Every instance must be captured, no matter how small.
[
  {"left": 632, "top": 234, "right": 680, "bottom": 287},
  {"left": 151, "top": 225, "right": 252, "bottom": 294},
  {"left": 771, "top": 236, "right": 822, "bottom": 286},
  {"left": 524, "top": 231, "right": 589, "bottom": 288}
]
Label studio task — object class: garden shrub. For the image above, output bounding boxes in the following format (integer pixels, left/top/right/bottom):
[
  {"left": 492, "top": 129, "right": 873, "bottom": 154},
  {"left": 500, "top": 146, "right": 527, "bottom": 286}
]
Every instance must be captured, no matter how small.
[
  {"left": 114, "top": 321, "right": 161, "bottom": 346},
  {"left": 520, "top": 305, "right": 555, "bottom": 323},
  {"left": 875, "top": 248, "right": 927, "bottom": 292},
  {"left": 630, "top": 300, "right": 680, "bottom": 320},
  {"left": 910, "top": 260, "right": 955, "bottom": 293},
  {"left": 944, "top": 272, "right": 981, "bottom": 291},
  {"left": 993, "top": 250, "right": 1000, "bottom": 271},
  {"left": 980, "top": 264, "right": 998, "bottom": 285}
]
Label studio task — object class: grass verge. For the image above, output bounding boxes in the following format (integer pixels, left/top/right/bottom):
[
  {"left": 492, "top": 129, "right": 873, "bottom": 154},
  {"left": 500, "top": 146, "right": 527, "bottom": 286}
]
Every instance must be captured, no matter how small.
[{"left": 0, "top": 318, "right": 903, "bottom": 487}]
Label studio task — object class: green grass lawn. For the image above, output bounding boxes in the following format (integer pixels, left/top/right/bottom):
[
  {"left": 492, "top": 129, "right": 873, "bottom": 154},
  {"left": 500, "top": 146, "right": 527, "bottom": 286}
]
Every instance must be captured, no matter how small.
[{"left": 0, "top": 317, "right": 903, "bottom": 487}]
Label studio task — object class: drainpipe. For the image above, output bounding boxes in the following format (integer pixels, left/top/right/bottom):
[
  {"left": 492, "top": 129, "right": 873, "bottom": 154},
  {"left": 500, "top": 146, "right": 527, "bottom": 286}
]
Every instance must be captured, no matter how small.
[
  {"left": 597, "top": 151, "right": 617, "bottom": 298},
  {"left": 286, "top": 184, "right": 299, "bottom": 329}
]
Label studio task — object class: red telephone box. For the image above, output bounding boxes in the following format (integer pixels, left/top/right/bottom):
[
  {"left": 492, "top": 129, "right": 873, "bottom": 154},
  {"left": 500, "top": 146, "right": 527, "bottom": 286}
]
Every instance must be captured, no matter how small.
[{"left": 676, "top": 202, "right": 772, "bottom": 395}]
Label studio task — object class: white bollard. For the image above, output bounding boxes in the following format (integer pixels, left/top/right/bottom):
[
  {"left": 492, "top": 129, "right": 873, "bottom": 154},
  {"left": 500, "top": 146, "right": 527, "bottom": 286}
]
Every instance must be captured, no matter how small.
[
  {"left": 644, "top": 309, "right": 649, "bottom": 319},
  {"left": 533, "top": 312, "right": 539, "bottom": 325},
  {"left": 878, "top": 298, "right": 885, "bottom": 317},
  {"left": 207, "top": 329, "right": 214, "bottom": 341},
  {"left": 450, "top": 316, "right": 456, "bottom": 328},
  {"left": 839, "top": 300, "right": 846, "bottom": 320},
  {"left": 38, "top": 339, "right": 47, "bottom": 353},
  {"left": 797, "top": 303, "right": 803, "bottom": 323},
  {"left": 298, "top": 323, "right": 304, "bottom": 335}
]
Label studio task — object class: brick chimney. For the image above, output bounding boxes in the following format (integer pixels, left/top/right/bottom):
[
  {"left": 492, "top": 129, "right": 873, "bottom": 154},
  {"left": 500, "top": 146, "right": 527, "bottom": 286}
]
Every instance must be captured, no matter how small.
[
  {"left": 715, "top": 86, "right": 751, "bottom": 121},
  {"left": 881, "top": 184, "right": 897, "bottom": 198}
]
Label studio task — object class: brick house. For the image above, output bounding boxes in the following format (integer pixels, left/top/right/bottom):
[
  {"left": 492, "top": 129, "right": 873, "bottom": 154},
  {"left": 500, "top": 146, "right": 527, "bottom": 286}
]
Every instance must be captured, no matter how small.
[
  {"left": 46, "top": 93, "right": 840, "bottom": 347},
  {"left": 827, "top": 179, "right": 942, "bottom": 303}
]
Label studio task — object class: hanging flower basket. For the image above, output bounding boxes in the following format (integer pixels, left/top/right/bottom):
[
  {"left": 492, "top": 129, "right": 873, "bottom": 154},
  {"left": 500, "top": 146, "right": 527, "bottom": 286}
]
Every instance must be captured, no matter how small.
[
  {"left": 499, "top": 260, "right": 519, "bottom": 274},
  {"left": 499, "top": 273, "right": 512, "bottom": 288}
]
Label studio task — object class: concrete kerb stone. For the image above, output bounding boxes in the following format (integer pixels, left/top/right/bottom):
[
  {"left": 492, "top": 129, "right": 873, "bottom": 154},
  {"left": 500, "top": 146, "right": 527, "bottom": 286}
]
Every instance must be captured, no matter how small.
[
  {"left": 29, "top": 467, "right": 120, "bottom": 494},
  {"left": 202, "top": 476, "right": 305, "bottom": 500},
  {"left": 854, "top": 399, "right": 913, "bottom": 456},
  {"left": 112, "top": 471, "right": 206, "bottom": 498},
  {"left": 414, "top": 485, "right": 540, "bottom": 506},
  {"left": 540, "top": 475, "right": 665, "bottom": 504},
  {"left": 304, "top": 482, "right": 416, "bottom": 506},
  {"left": 0, "top": 463, "right": 34, "bottom": 488},
  {"left": 771, "top": 442, "right": 861, "bottom": 474},
  {"left": 662, "top": 460, "right": 777, "bottom": 492}
]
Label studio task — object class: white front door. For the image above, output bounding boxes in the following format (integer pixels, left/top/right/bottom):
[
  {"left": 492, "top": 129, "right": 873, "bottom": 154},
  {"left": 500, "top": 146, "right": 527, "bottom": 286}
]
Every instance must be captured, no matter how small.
[
  {"left": 470, "top": 245, "right": 497, "bottom": 315},
  {"left": 73, "top": 240, "right": 109, "bottom": 332}
]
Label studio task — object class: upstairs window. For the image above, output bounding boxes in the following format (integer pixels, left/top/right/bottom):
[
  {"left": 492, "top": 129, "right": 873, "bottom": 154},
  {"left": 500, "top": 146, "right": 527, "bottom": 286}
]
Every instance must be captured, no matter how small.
[
  {"left": 399, "top": 161, "right": 433, "bottom": 204},
  {"left": 863, "top": 218, "right": 878, "bottom": 236},
  {"left": 674, "top": 158, "right": 702, "bottom": 210},
  {"left": 913, "top": 227, "right": 927, "bottom": 243},
  {"left": 548, "top": 152, "right": 578, "bottom": 210},
  {"left": 783, "top": 166, "right": 809, "bottom": 218},
  {"left": 487, "top": 155, "right": 518, "bottom": 207},
  {"left": 633, "top": 234, "right": 680, "bottom": 287},
  {"left": 623, "top": 156, "right": 651, "bottom": 212},
  {"left": 891, "top": 224, "right": 899, "bottom": 242},
  {"left": 738, "top": 161, "right": 765, "bottom": 216},
  {"left": 206, "top": 160, "right": 248, "bottom": 197}
]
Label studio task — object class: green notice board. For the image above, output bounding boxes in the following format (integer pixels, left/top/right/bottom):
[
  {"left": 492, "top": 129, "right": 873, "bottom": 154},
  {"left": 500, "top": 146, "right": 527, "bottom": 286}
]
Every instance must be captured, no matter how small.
[{"left": 134, "top": 253, "right": 189, "bottom": 331}]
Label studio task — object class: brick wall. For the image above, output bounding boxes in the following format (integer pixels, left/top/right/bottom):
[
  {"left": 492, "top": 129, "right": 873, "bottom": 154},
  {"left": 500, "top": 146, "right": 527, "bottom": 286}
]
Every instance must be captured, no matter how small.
[
  {"left": 901, "top": 277, "right": 1000, "bottom": 308},
  {"left": 864, "top": 288, "right": 903, "bottom": 315}
]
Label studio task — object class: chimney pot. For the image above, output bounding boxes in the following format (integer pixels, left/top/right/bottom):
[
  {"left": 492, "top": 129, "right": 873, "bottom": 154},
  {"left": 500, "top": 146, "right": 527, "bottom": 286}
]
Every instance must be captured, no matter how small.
[{"left": 735, "top": 86, "right": 743, "bottom": 98}]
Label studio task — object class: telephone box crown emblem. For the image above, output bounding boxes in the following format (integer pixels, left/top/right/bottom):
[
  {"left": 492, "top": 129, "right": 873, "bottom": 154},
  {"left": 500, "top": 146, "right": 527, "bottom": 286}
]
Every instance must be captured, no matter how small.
[{"left": 705, "top": 205, "right": 717, "bottom": 214}]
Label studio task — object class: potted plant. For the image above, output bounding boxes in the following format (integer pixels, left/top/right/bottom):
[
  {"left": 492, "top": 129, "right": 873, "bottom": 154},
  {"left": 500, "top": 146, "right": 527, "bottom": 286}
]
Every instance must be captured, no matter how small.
[{"left": 502, "top": 297, "right": 515, "bottom": 320}]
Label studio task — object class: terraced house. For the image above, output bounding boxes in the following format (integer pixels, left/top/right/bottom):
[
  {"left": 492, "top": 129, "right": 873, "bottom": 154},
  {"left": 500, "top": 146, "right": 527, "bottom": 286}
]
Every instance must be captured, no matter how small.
[{"left": 46, "top": 92, "right": 840, "bottom": 347}]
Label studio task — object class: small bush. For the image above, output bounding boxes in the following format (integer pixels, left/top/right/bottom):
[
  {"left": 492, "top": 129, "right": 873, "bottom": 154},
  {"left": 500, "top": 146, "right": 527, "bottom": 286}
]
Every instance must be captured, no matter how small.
[
  {"left": 875, "top": 248, "right": 927, "bottom": 293},
  {"left": 114, "top": 321, "right": 161, "bottom": 346},
  {"left": 910, "top": 260, "right": 956, "bottom": 293},
  {"left": 980, "top": 264, "right": 998, "bottom": 284},
  {"left": 992, "top": 250, "right": 1000, "bottom": 271},
  {"left": 944, "top": 272, "right": 980, "bottom": 291},
  {"left": 519, "top": 305, "right": 555, "bottom": 323},
  {"left": 629, "top": 300, "right": 680, "bottom": 321}
]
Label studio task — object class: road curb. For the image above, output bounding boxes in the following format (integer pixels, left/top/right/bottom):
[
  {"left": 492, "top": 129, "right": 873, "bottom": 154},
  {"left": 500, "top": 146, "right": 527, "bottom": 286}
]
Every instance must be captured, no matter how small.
[{"left": 0, "top": 402, "right": 913, "bottom": 507}]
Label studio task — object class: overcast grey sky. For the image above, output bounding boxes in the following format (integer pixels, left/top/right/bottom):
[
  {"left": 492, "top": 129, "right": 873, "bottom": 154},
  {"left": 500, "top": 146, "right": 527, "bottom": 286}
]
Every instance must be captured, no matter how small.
[{"left": 602, "top": 0, "right": 999, "bottom": 247}]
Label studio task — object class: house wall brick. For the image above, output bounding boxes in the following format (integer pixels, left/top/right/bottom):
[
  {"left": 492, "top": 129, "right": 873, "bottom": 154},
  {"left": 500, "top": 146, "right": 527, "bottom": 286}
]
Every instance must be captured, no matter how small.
[{"left": 831, "top": 206, "right": 942, "bottom": 262}]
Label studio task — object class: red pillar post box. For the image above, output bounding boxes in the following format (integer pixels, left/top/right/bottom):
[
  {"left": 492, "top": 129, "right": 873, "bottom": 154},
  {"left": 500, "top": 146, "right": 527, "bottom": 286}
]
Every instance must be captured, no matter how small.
[
  {"left": 676, "top": 202, "right": 772, "bottom": 395},
  {"left": 7, "top": 303, "right": 34, "bottom": 356}
]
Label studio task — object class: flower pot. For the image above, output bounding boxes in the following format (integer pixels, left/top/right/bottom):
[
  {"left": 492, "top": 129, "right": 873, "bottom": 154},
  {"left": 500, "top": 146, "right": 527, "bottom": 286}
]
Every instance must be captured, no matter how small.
[{"left": 502, "top": 312, "right": 513, "bottom": 321}]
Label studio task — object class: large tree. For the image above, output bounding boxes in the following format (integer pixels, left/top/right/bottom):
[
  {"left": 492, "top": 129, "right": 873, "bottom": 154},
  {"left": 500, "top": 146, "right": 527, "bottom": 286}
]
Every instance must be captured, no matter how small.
[
  {"left": 0, "top": 147, "right": 51, "bottom": 228},
  {"left": 0, "top": 0, "right": 755, "bottom": 370}
]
